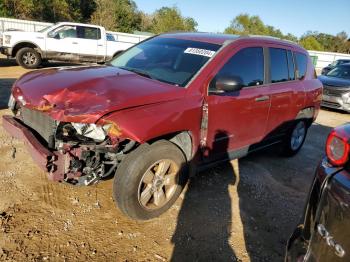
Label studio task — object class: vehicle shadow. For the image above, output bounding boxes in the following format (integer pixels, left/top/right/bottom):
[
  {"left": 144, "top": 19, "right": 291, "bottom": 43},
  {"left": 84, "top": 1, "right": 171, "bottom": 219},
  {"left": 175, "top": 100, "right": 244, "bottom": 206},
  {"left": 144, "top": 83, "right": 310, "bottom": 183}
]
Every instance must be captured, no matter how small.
[
  {"left": 0, "top": 78, "right": 16, "bottom": 109},
  {"left": 171, "top": 130, "right": 237, "bottom": 261},
  {"left": 0, "top": 56, "right": 82, "bottom": 68},
  {"left": 237, "top": 122, "right": 334, "bottom": 261},
  {"left": 0, "top": 57, "right": 18, "bottom": 67},
  {"left": 171, "top": 122, "right": 334, "bottom": 261}
]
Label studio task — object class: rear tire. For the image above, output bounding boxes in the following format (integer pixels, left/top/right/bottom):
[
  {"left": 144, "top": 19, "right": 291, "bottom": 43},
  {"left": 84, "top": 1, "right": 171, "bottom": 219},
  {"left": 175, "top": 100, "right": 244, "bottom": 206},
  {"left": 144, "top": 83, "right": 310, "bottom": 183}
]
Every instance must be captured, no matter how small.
[
  {"left": 113, "top": 140, "right": 188, "bottom": 220},
  {"left": 16, "top": 47, "right": 42, "bottom": 69},
  {"left": 281, "top": 120, "right": 308, "bottom": 156}
]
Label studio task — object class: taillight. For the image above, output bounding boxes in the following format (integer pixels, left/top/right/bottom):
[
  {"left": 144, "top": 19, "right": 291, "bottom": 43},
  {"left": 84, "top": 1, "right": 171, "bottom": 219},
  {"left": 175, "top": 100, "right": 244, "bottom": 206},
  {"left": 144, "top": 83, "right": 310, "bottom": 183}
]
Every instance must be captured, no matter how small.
[{"left": 326, "top": 128, "right": 350, "bottom": 167}]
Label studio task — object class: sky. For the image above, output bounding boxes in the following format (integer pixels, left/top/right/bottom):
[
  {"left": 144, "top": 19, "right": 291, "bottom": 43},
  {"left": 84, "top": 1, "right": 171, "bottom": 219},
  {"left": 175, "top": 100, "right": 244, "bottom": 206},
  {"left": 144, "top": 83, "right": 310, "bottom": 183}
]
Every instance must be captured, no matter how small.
[{"left": 133, "top": 0, "right": 350, "bottom": 37}]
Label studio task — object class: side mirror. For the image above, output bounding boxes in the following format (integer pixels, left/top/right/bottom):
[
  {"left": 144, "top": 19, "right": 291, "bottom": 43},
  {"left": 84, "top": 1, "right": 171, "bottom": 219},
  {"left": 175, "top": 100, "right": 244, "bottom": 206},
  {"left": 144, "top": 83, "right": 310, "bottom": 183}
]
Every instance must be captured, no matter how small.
[
  {"left": 48, "top": 31, "right": 59, "bottom": 39},
  {"left": 209, "top": 75, "right": 244, "bottom": 94}
]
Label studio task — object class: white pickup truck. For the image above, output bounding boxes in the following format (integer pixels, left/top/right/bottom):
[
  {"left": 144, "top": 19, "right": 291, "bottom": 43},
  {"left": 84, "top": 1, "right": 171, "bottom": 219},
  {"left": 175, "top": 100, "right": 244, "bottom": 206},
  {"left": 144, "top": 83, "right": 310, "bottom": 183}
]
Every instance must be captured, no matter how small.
[{"left": 0, "top": 22, "right": 149, "bottom": 69}]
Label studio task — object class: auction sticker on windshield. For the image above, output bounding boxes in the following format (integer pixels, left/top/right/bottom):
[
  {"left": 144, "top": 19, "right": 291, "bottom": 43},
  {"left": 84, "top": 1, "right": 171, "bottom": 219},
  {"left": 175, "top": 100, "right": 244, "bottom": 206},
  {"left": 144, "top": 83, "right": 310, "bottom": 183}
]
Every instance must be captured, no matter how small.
[{"left": 184, "top": 48, "right": 216, "bottom": 57}]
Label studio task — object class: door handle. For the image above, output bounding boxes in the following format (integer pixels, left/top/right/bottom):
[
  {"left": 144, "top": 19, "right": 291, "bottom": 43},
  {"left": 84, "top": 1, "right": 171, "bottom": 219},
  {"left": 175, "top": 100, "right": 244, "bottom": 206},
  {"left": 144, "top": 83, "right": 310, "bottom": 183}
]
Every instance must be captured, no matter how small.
[
  {"left": 98, "top": 44, "right": 103, "bottom": 47},
  {"left": 72, "top": 42, "right": 78, "bottom": 44},
  {"left": 255, "top": 95, "right": 270, "bottom": 102}
]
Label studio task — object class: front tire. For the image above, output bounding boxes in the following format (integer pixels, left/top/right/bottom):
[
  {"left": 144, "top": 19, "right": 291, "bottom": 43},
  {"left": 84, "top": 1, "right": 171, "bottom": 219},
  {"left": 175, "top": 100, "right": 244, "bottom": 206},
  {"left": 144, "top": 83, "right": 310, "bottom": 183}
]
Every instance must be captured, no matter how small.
[
  {"left": 16, "top": 47, "right": 42, "bottom": 69},
  {"left": 113, "top": 140, "right": 188, "bottom": 220},
  {"left": 281, "top": 120, "right": 308, "bottom": 156}
]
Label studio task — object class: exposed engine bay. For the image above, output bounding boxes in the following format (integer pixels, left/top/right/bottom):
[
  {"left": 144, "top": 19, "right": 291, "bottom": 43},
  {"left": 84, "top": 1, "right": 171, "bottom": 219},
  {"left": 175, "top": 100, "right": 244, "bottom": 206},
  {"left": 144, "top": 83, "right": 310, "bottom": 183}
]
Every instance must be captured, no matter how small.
[{"left": 12, "top": 103, "right": 136, "bottom": 186}]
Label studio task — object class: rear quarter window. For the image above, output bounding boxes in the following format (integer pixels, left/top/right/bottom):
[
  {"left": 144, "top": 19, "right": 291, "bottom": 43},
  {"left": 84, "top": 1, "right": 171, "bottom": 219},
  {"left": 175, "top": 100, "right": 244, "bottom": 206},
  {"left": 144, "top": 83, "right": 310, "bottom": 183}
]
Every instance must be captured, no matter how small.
[
  {"left": 77, "top": 26, "right": 101, "bottom": 40},
  {"left": 295, "top": 52, "right": 308, "bottom": 80}
]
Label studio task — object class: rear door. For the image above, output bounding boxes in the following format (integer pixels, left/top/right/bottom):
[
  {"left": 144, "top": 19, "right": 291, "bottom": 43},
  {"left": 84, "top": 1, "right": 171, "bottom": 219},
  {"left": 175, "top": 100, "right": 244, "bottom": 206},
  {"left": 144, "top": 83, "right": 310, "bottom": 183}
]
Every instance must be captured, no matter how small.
[
  {"left": 265, "top": 47, "right": 305, "bottom": 137},
  {"left": 205, "top": 45, "right": 271, "bottom": 159},
  {"left": 307, "top": 170, "right": 350, "bottom": 261},
  {"left": 76, "top": 26, "right": 101, "bottom": 62}
]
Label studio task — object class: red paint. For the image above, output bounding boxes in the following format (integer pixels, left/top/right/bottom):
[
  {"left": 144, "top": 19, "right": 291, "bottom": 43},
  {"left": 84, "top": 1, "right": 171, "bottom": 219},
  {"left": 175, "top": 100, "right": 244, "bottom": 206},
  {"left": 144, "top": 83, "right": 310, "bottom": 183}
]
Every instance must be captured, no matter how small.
[{"left": 4, "top": 34, "right": 322, "bottom": 180}]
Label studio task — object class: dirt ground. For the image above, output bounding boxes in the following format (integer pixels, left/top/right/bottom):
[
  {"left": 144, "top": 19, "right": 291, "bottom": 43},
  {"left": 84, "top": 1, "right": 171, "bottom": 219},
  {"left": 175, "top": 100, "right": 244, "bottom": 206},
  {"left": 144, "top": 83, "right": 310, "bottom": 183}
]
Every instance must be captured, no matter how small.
[{"left": 0, "top": 55, "right": 349, "bottom": 262}]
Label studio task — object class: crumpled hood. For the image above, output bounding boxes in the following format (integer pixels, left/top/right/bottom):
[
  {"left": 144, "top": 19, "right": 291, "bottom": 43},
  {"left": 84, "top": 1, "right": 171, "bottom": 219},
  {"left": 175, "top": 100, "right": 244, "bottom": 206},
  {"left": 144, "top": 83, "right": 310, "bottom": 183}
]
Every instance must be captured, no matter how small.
[{"left": 12, "top": 65, "right": 185, "bottom": 123}]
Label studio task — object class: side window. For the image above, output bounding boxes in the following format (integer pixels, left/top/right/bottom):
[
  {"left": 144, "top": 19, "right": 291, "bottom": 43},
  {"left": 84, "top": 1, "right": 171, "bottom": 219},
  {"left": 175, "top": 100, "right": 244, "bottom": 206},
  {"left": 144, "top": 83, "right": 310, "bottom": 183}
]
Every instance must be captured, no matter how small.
[
  {"left": 54, "top": 26, "right": 77, "bottom": 39},
  {"left": 213, "top": 47, "right": 264, "bottom": 89},
  {"left": 106, "top": 34, "right": 116, "bottom": 41},
  {"left": 77, "top": 26, "right": 101, "bottom": 40},
  {"left": 269, "top": 48, "right": 289, "bottom": 83},
  {"left": 295, "top": 52, "right": 308, "bottom": 80},
  {"left": 287, "top": 50, "right": 295, "bottom": 80}
]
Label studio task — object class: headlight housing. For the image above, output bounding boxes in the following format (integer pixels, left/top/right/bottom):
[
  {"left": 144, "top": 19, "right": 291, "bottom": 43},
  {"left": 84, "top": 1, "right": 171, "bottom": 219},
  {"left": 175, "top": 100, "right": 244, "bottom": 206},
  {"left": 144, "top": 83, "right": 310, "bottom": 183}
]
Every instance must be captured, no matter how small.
[{"left": 72, "top": 123, "right": 112, "bottom": 142}]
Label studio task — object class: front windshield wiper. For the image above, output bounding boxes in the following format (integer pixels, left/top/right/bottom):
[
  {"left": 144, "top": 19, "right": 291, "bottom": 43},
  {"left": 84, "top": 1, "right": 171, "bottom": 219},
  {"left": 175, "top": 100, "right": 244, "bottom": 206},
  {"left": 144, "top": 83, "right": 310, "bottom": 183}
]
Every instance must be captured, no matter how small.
[{"left": 118, "top": 66, "right": 155, "bottom": 80}]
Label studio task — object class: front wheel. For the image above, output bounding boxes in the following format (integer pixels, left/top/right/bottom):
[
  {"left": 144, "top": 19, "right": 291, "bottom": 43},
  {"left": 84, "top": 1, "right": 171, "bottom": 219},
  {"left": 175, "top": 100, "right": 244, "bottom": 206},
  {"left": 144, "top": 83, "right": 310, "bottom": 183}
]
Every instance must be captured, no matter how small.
[
  {"left": 281, "top": 120, "right": 308, "bottom": 156},
  {"left": 16, "top": 47, "right": 42, "bottom": 69},
  {"left": 113, "top": 140, "right": 188, "bottom": 220}
]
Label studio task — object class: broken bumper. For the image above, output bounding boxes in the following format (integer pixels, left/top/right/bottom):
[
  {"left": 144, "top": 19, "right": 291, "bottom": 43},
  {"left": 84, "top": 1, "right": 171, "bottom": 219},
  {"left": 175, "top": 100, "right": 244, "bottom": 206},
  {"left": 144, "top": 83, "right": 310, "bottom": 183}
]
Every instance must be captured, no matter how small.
[{"left": 2, "top": 115, "right": 65, "bottom": 181}]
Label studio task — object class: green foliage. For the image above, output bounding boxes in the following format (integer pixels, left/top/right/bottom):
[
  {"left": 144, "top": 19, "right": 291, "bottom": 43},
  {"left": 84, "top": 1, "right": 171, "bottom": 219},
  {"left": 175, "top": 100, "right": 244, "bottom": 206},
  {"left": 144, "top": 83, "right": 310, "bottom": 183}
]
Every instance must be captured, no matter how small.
[
  {"left": 91, "top": 0, "right": 141, "bottom": 32},
  {"left": 148, "top": 7, "right": 197, "bottom": 34},
  {"left": 299, "top": 36, "right": 324, "bottom": 51},
  {"left": 114, "top": 0, "right": 141, "bottom": 33},
  {"left": 301, "top": 31, "right": 350, "bottom": 53},
  {"left": 224, "top": 14, "right": 298, "bottom": 42},
  {"left": 0, "top": 0, "right": 96, "bottom": 22}
]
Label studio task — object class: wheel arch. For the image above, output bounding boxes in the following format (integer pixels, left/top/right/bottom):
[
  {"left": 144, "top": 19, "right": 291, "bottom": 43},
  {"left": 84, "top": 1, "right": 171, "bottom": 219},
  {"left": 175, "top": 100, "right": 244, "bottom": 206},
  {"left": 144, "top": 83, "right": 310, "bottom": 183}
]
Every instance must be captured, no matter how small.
[
  {"left": 12, "top": 41, "right": 42, "bottom": 57},
  {"left": 147, "top": 131, "right": 194, "bottom": 162},
  {"left": 295, "top": 107, "right": 315, "bottom": 127}
]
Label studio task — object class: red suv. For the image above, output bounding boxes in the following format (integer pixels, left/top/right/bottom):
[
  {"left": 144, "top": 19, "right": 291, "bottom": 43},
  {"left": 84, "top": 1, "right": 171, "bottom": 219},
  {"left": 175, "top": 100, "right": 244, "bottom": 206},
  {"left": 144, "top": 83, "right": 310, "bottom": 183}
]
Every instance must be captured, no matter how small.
[{"left": 3, "top": 33, "right": 322, "bottom": 220}]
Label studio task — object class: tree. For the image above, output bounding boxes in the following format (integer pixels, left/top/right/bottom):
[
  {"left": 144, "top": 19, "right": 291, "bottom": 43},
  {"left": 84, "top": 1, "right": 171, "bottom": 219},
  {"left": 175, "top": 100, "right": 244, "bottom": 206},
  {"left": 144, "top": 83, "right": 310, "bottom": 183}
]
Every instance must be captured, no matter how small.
[
  {"left": 224, "top": 14, "right": 298, "bottom": 42},
  {"left": 299, "top": 36, "right": 324, "bottom": 51},
  {"left": 139, "top": 11, "right": 153, "bottom": 32},
  {"left": 114, "top": 0, "right": 142, "bottom": 33},
  {"left": 91, "top": 0, "right": 141, "bottom": 32},
  {"left": 150, "top": 7, "right": 197, "bottom": 34},
  {"left": 0, "top": 0, "right": 35, "bottom": 19},
  {"left": 90, "top": 0, "right": 117, "bottom": 30}
]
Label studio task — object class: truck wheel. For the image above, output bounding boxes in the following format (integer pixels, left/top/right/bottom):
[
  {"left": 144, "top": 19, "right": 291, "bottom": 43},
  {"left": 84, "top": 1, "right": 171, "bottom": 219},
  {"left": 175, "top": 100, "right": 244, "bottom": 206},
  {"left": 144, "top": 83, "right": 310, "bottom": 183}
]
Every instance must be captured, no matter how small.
[
  {"left": 113, "top": 140, "right": 188, "bottom": 220},
  {"left": 281, "top": 120, "right": 308, "bottom": 156},
  {"left": 16, "top": 47, "right": 42, "bottom": 69}
]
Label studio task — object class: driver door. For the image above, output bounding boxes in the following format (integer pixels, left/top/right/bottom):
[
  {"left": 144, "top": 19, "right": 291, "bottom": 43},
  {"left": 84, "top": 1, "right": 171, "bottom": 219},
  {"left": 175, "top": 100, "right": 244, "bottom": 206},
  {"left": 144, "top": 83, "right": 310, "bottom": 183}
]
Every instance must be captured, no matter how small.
[
  {"left": 45, "top": 25, "right": 80, "bottom": 61},
  {"left": 205, "top": 46, "right": 271, "bottom": 160}
]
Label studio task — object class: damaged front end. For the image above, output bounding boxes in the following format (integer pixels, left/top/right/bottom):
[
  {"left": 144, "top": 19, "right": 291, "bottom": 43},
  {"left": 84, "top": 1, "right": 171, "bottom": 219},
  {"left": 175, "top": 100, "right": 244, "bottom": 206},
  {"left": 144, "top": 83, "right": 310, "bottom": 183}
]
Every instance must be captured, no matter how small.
[{"left": 3, "top": 98, "right": 136, "bottom": 186}]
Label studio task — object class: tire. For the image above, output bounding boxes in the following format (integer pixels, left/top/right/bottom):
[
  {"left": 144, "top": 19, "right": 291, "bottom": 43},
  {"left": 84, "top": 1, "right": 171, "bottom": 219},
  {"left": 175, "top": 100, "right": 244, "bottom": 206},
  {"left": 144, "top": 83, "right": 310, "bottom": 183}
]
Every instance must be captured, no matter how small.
[
  {"left": 16, "top": 47, "right": 42, "bottom": 69},
  {"left": 281, "top": 120, "right": 308, "bottom": 156},
  {"left": 113, "top": 140, "right": 188, "bottom": 220}
]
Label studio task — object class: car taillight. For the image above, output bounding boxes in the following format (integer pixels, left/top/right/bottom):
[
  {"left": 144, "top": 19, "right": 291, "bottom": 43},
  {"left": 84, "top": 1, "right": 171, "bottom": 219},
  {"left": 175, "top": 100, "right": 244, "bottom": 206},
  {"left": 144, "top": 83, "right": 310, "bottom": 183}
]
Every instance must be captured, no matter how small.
[{"left": 326, "top": 128, "right": 350, "bottom": 167}]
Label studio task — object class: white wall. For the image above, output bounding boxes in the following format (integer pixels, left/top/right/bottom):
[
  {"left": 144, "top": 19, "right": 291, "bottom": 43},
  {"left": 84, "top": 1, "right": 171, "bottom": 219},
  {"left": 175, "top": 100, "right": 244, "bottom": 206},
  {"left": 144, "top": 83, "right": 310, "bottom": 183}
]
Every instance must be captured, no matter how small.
[
  {"left": 0, "top": 17, "right": 52, "bottom": 32},
  {"left": 308, "top": 50, "right": 350, "bottom": 71}
]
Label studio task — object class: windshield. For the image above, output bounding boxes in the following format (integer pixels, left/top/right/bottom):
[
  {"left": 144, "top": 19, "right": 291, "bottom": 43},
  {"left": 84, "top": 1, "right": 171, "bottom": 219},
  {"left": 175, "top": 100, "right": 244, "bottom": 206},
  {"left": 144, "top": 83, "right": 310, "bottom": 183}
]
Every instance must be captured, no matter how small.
[
  {"left": 110, "top": 37, "right": 221, "bottom": 87},
  {"left": 326, "top": 65, "right": 350, "bottom": 79}
]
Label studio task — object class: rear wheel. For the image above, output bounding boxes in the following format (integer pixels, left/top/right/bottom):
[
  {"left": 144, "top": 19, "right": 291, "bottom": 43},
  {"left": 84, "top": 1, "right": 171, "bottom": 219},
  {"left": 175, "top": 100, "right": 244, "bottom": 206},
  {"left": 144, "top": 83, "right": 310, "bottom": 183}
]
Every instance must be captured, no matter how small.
[
  {"left": 16, "top": 47, "right": 42, "bottom": 69},
  {"left": 281, "top": 120, "right": 307, "bottom": 156},
  {"left": 113, "top": 140, "right": 188, "bottom": 220}
]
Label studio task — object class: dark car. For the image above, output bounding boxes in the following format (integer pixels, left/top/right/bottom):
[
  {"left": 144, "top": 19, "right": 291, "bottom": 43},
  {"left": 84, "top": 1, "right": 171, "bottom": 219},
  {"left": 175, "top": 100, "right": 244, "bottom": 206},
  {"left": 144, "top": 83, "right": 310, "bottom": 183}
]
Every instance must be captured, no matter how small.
[
  {"left": 321, "top": 59, "right": 350, "bottom": 75},
  {"left": 2, "top": 33, "right": 322, "bottom": 220},
  {"left": 286, "top": 123, "right": 350, "bottom": 261},
  {"left": 318, "top": 64, "right": 350, "bottom": 112}
]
